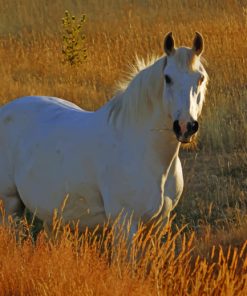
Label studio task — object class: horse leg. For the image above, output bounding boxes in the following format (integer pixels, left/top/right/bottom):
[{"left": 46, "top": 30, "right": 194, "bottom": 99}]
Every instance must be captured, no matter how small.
[
  {"left": 0, "top": 193, "right": 25, "bottom": 224},
  {"left": 109, "top": 213, "right": 138, "bottom": 261},
  {"left": 0, "top": 193, "right": 26, "bottom": 242}
]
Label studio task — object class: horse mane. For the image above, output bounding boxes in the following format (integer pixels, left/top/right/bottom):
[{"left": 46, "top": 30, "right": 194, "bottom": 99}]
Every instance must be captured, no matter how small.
[
  {"left": 107, "top": 55, "right": 165, "bottom": 126},
  {"left": 114, "top": 55, "right": 160, "bottom": 92},
  {"left": 173, "top": 47, "right": 208, "bottom": 72}
]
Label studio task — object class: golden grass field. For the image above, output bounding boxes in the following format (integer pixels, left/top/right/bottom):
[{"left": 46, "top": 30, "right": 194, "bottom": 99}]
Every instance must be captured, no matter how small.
[{"left": 0, "top": 0, "right": 246, "bottom": 294}]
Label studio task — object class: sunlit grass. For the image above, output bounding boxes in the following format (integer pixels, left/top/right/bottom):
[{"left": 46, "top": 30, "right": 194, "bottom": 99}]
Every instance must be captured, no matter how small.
[{"left": 0, "top": 213, "right": 246, "bottom": 295}]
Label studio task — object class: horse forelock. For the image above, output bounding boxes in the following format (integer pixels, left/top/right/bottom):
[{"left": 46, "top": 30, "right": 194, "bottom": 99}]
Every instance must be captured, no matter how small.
[{"left": 173, "top": 47, "right": 200, "bottom": 71}]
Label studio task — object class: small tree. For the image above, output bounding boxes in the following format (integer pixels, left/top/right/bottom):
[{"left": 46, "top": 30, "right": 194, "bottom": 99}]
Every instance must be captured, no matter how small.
[{"left": 62, "top": 10, "right": 87, "bottom": 66}]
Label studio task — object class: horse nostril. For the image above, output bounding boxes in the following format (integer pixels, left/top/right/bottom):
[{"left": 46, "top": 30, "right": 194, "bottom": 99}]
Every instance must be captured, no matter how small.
[
  {"left": 192, "top": 121, "right": 199, "bottom": 133},
  {"left": 173, "top": 120, "right": 181, "bottom": 135},
  {"left": 187, "top": 121, "right": 199, "bottom": 134}
]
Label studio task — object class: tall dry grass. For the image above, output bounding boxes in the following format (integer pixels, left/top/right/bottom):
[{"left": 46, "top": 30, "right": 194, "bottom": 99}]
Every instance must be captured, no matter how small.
[
  {"left": 0, "top": 214, "right": 246, "bottom": 295},
  {"left": 0, "top": 0, "right": 246, "bottom": 294}
]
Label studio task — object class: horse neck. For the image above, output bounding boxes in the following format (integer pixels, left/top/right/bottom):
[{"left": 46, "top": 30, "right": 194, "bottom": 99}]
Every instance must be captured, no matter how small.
[
  {"left": 139, "top": 106, "right": 180, "bottom": 176},
  {"left": 103, "top": 56, "right": 180, "bottom": 175},
  {"left": 128, "top": 57, "right": 180, "bottom": 170},
  {"left": 118, "top": 90, "right": 180, "bottom": 177},
  {"left": 105, "top": 57, "right": 165, "bottom": 127}
]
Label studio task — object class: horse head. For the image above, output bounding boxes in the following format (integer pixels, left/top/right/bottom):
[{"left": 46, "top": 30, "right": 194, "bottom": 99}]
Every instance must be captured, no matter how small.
[{"left": 163, "top": 32, "right": 208, "bottom": 143}]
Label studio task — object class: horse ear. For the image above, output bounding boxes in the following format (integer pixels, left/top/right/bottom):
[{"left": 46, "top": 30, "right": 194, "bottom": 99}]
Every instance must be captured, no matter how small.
[
  {"left": 164, "top": 32, "right": 175, "bottom": 56},
  {"left": 192, "top": 32, "right": 204, "bottom": 56}
]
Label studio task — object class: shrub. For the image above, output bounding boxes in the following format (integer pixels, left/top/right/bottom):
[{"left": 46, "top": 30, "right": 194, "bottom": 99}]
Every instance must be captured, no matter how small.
[{"left": 61, "top": 10, "right": 87, "bottom": 65}]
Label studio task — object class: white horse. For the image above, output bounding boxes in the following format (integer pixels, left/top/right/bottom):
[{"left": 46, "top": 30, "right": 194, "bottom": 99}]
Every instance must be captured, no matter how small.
[{"left": 0, "top": 32, "right": 208, "bottom": 238}]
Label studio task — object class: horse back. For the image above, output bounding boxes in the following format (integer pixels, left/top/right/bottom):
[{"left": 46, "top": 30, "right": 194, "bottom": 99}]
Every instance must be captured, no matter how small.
[
  {"left": 0, "top": 96, "right": 90, "bottom": 138},
  {"left": 0, "top": 96, "right": 92, "bottom": 179}
]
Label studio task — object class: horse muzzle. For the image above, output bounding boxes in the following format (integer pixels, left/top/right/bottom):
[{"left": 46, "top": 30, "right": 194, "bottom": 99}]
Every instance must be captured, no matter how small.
[{"left": 173, "top": 120, "right": 199, "bottom": 143}]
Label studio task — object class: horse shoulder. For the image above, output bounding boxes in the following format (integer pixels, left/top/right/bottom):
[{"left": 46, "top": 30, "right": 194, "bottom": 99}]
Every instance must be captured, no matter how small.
[{"left": 97, "top": 142, "right": 163, "bottom": 221}]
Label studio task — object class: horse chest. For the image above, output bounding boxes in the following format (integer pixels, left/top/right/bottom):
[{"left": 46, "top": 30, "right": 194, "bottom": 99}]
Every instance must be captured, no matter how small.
[{"left": 100, "top": 157, "right": 164, "bottom": 219}]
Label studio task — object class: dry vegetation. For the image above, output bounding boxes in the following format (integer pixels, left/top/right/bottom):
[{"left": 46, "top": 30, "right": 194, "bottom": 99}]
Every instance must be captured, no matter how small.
[
  {"left": 0, "top": 0, "right": 246, "bottom": 295},
  {"left": 0, "top": 215, "right": 246, "bottom": 296}
]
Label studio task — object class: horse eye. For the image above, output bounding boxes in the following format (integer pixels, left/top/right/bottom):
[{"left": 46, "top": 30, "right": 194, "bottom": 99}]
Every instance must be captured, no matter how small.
[
  {"left": 165, "top": 75, "right": 172, "bottom": 84},
  {"left": 198, "top": 75, "right": 204, "bottom": 86}
]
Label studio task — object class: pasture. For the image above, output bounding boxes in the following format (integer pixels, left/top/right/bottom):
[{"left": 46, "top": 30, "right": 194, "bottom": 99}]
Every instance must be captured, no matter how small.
[{"left": 0, "top": 0, "right": 246, "bottom": 295}]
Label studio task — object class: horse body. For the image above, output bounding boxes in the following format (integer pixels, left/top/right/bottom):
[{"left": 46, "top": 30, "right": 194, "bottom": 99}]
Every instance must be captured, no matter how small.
[
  {"left": 0, "top": 96, "right": 104, "bottom": 226},
  {"left": 0, "top": 94, "right": 179, "bottom": 229},
  {"left": 0, "top": 33, "right": 208, "bottom": 237}
]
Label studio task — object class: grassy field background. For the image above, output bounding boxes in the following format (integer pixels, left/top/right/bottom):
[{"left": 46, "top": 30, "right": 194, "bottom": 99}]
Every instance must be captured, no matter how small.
[{"left": 0, "top": 0, "right": 246, "bottom": 294}]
